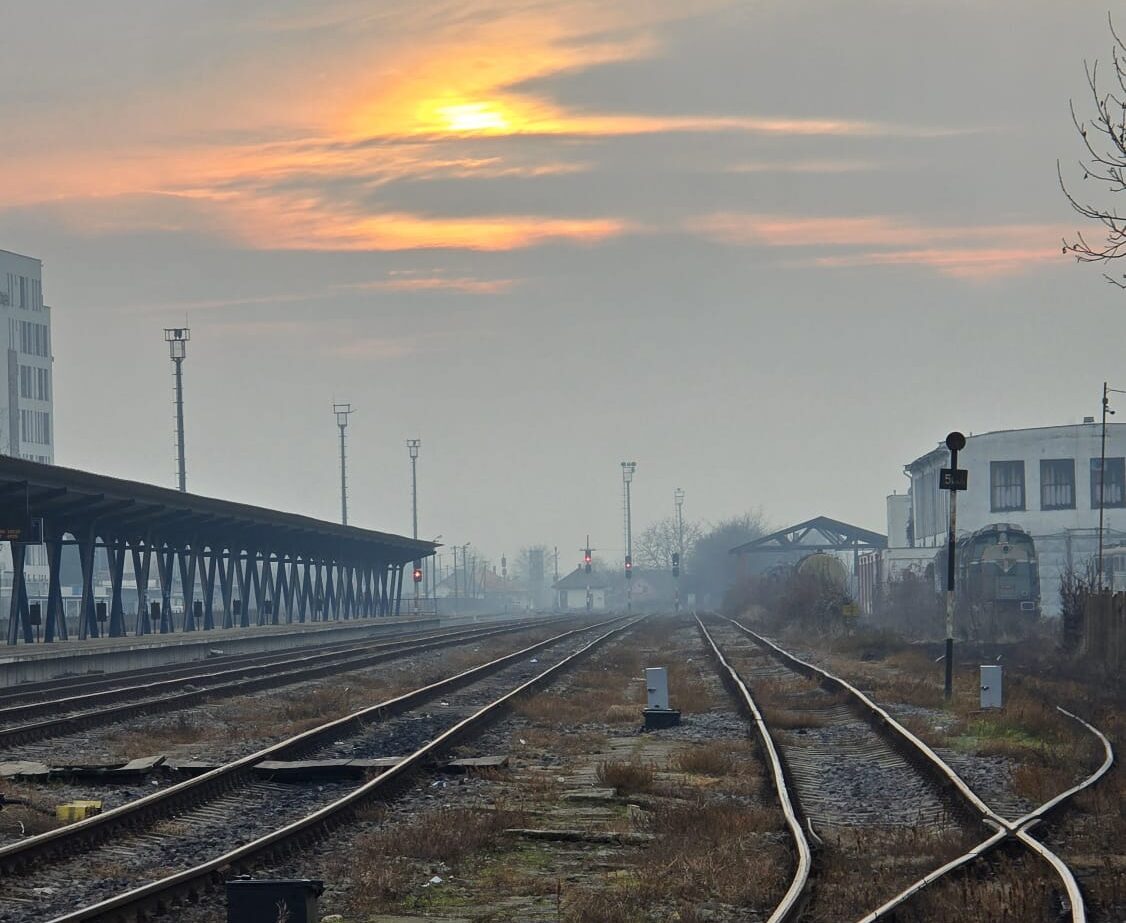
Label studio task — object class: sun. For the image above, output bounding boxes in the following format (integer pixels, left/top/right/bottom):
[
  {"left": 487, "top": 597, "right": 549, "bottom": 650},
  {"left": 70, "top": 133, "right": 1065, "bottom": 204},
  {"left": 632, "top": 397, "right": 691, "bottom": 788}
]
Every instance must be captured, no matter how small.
[{"left": 432, "top": 101, "right": 511, "bottom": 134}]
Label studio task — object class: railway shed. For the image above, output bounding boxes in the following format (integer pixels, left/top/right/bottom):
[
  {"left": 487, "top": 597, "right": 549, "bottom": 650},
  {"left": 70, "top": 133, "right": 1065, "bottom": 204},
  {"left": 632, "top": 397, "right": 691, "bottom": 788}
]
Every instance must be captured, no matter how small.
[{"left": 0, "top": 456, "right": 435, "bottom": 644}]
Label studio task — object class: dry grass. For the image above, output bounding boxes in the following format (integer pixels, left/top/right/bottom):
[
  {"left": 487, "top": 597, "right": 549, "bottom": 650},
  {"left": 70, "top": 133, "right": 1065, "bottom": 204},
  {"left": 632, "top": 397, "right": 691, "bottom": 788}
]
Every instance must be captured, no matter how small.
[
  {"left": 604, "top": 704, "right": 639, "bottom": 724},
  {"left": 337, "top": 804, "right": 524, "bottom": 913},
  {"left": 672, "top": 742, "right": 738, "bottom": 776},
  {"left": 596, "top": 759, "right": 656, "bottom": 795}
]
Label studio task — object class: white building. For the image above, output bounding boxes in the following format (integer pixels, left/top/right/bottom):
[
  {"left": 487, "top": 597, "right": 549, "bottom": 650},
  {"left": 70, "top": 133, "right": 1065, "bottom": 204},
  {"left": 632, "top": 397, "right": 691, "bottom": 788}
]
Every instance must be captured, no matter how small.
[
  {"left": 902, "top": 422, "right": 1126, "bottom": 615},
  {"left": 0, "top": 249, "right": 53, "bottom": 464},
  {"left": 0, "top": 249, "right": 55, "bottom": 600}
]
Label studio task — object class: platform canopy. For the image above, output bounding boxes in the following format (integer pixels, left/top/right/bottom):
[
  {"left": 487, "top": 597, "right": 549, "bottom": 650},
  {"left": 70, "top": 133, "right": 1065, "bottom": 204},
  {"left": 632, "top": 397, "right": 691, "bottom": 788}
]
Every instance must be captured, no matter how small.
[
  {"left": 0, "top": 456, "right": 434, "bottom": 563},
  {"left": 729, "top": 516, "right": 887, "bottom": 556}
]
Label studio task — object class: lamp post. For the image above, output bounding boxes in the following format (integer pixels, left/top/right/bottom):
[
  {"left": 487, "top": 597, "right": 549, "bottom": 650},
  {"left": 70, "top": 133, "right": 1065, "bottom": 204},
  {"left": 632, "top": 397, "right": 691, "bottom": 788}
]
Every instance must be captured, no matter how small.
[
  {"left": 407, "top": 439, "right": 421, "bottom": 612},
  {"left": 621, "top": 461, "right": 637, "bottom": 614},
  {"left": 674, "top": 487, "right": 685, "bottom": 614},
  {"left": 1097, "top": 383, "right": 1126, "bottom": 590},
  {"left": 333, "top": 403, "right": 354, "bottom": 525},
  {"left": 163, "top": 328, "right": 190, "bottom": 492}
]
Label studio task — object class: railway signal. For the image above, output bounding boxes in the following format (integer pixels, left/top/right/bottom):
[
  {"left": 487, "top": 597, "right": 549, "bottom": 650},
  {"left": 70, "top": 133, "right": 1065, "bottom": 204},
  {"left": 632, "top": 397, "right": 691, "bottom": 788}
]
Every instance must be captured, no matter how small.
[
  {"left": 671, "top": 551, "right": 680, "bottom": 578},
  {"left": 940, "top": 431, "right": 967, "bottom": 701},
  {"left": 625, "top": 554, "right": 632, "bottom": 578},
  {"left": 413, "top": 562, "right": 423, "bottom": 584}
]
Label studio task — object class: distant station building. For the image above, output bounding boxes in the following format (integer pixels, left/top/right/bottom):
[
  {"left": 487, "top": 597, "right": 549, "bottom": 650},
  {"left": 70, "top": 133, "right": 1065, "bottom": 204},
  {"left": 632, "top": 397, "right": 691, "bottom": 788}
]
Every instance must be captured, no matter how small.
[
  {"left": 891, "top": 422, "right": 1126, "bottom": 616},
  {"left": 0, "top": 249, "right": 55, "bottom": 603}
]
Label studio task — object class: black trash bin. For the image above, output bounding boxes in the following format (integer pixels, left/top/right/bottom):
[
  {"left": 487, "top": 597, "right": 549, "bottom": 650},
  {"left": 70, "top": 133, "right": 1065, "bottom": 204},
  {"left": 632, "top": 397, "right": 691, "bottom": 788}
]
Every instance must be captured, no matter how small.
[{"left": 225, "top": 877, "right": 324, "bottom": 923}]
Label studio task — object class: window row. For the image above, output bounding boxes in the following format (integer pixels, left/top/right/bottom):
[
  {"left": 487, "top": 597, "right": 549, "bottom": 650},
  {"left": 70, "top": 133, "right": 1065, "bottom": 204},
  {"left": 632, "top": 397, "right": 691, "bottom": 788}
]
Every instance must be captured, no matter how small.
[
  {"left": 18, "top": 320, "right": 49, "bottom": 357},
  {"left": 18, "top": 364, "right": 50, "bottom": 402},
  {"left": 990, "top": 458, "right": 1126, "bottom": 512},
  {"left": 0, "top": 274, "right": 42, "bottom": 311},
  {"left": 19, "top": 409, "right": 50, "bottom": 446}
]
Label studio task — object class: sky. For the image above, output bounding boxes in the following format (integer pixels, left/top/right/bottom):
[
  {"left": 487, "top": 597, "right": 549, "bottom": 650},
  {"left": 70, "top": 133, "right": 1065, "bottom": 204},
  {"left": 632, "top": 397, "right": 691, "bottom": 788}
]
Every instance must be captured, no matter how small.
[{"left": 1, "top": 0, "right": 1123, "bottom": 572}]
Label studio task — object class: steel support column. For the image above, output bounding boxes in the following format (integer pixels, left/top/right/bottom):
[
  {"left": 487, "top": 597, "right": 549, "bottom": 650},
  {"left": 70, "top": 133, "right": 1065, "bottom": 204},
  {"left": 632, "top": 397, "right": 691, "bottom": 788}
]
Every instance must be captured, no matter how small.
[
  {"left": 178, "top": 545, "right": 198, "bottom": 632},
  {"left": 392, "top": 563, "right": 404, "bottom": 616},
  {"left": 235, "top": 549, "right": 252, "bottom": 628},
  {"left": 202, "top": 548, "right": 217, "bottom": 631},
  {"left": 313, "top": 562, "right": 325, "bottom": 622},
  {"left": 258, "top": 554, "right": 274, "bottom": 626},
  {"left": 77, "top": 525, "right": 99, "bottom": 640},
  {"left": 324, "top": 563, "right": 337, "bottom": 621},
  {"left": 6, "top": 540, "right": 31, "bottom": 644},
  {"left": 155, "top": 545, "right": 175, "bottom": 633},
  {"left": 297, "top": 559, "right": 311, "bottom": 623},
  {"left": 45, "top": 528, "right": 67, "bottom": 642},
  {"left": 131, "top": 542, "right": 152, "bottom": 636},
  {"left": 250, "top": 550, "right": 264, "bottom": 626},
  {"left": 343, "top": 564, "right": 355, "bottom": 620},
  {"left": 218, "top": 549, "right": 235, "bottom": 629},
  {"left": 285, "top": 558, "right": 298, "bottom": 623},
  {"left": 107, "top": 538, "right": 127, "bottom": 637}
]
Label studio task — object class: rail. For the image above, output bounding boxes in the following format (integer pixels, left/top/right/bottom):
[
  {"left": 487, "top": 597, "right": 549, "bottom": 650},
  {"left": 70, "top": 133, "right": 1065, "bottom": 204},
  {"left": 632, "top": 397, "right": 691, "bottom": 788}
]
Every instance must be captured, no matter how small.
[
  {"left": 695, "top": 617, "right": 811, "bottom": 923},
  {"left": 724, "top": 617, "right": 1113, "bottom": 923},
  {"left": 0, "top": 616, "right": 605, "bottom": 872},
  {"left": 44, "top": 617, "right": 639, "bottom": 922}
]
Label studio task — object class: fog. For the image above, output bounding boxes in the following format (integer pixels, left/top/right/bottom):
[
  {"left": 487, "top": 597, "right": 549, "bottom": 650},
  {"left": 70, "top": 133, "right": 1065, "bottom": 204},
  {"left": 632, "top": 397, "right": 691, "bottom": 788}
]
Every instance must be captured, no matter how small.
[{"left": 0, "top": 0, "right": 1120, "bottom": 573}]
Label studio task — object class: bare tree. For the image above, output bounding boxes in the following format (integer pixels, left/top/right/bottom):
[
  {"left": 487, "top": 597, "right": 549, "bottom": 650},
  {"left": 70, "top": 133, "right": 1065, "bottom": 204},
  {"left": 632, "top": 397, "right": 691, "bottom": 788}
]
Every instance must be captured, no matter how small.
[
  {"left": 1061, "top": 15, "right": 1126, "bottom": 287},
  {"left": 633, "top": 516, "right": 703, "bottom": 569}
]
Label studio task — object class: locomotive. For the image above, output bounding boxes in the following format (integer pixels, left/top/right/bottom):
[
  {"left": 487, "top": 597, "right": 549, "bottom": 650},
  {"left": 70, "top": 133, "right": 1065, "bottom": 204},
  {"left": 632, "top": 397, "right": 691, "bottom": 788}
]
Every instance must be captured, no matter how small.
[{"left": 933, "top": 523, "right": 1039, "bottom": 638}]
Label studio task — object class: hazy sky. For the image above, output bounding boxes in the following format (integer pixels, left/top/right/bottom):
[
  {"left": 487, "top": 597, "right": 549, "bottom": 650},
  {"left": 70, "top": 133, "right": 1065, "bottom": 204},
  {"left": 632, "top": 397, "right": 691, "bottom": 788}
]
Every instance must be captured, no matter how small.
[{"left": 1, "top": 1, "right": 1122, "bottom": 570}]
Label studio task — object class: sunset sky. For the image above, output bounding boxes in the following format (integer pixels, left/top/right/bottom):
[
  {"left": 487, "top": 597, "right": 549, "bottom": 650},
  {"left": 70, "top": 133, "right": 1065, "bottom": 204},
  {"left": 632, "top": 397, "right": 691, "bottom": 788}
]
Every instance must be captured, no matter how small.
[{"left": 1, "top": 0, "right": 1122, "bottom": 568}]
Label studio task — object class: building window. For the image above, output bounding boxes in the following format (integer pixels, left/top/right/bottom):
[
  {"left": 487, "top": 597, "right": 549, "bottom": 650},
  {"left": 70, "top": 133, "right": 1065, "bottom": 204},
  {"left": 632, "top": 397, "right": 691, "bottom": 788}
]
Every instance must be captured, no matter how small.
[
  {"left": 1040, "top": 459, "right": 1076, "bottom": 510},
  {"left": 19, "top": 409, "right": 49, "bottom": 445},
  {"left": 990, "top": 460, "right": 1026, "bottom": 512},
  {"left": 1091, "top": 457, "right": 1126, "bottom": 509}
]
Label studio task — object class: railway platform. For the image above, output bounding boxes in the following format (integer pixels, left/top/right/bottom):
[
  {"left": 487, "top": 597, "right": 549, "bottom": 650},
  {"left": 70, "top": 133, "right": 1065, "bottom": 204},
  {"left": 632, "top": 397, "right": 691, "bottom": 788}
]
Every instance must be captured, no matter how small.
[{"left": 0, "top": 616, "right": 439, "bottom": 688}]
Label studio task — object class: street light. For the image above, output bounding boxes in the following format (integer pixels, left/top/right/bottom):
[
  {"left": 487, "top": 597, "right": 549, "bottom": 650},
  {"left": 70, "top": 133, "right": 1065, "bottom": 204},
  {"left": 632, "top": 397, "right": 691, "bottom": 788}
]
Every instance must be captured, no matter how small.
[
  {"left": 622, "top": 461, "right": 637, "bottom": 614},
  {"left": 407, "top": 439, "right": 421, "bottom": 612},
  {"left": 674, "top": 487, "right": 685, "bottom": 613},
  {"left": 333, "top": 403, "right": 354, "bottom": 525},
  {"left": 1097, "top": 382, "right": 1126, "bottom": 590},
  {"left": 163, "top": 328, "right": 190, "bottom": 492}
]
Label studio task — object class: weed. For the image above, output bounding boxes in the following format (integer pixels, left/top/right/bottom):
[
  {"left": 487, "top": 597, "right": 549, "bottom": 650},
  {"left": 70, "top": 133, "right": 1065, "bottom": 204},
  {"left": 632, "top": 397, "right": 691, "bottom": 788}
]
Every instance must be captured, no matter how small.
[
  {"left": 673, "top": 743, "right": 737, "bottom": 776},
  {"left": 596, "top": 759, "right": 655, "bottom": 795}
]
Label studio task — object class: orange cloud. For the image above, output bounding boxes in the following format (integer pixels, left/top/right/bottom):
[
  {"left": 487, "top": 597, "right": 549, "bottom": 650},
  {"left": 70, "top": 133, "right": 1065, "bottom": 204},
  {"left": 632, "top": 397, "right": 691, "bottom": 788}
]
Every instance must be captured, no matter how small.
[
  {"left": 342, "top": 274, "right": 518, "bottom": 294},
  {"left": 216, "top": 197, "right": 629, "bottom": 251},
  {"left": 689, "top": 212, "right": 1064, "bottom": 278}
]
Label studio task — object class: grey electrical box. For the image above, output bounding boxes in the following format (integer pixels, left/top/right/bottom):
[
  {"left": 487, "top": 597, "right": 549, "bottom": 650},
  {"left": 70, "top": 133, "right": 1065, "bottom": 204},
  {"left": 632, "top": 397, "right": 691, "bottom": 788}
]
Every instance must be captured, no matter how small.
[
  {"left": 980, "top": 665, "right": 1003, "bottom": 709},
  {"left": 645, "top": 667, "right": 669, "bottom": 710},
  {"left": 643, "top": 667, "right": 680, "bottom": 730}
]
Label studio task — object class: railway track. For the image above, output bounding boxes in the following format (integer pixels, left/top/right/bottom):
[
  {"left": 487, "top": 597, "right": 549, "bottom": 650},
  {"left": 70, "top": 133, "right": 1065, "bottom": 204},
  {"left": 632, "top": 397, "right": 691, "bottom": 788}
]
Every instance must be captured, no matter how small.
[
  {"left": 697, "top": 616, "right": 1114, "bottom": 923},
  {"left": 0, "top": 617, "right": 567, "bottom": 750},
  {"left": 0, "top": 616, "right": 636, "bottom": 922},
  {"left": 0, "top": 622, "right": 452, "bottom": 706}
]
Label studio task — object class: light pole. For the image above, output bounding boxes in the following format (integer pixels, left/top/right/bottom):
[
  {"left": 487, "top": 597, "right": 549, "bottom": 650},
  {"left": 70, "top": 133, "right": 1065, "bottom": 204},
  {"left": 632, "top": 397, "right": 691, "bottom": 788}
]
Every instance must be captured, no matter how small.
[
  {"left": 163, "top": 328, "right": 190, "bottom": 492},
  {"left": 334, "top": 403, "right": 354, "bottom": 525},
  {"left": 407, "top": 439, "right": 421, "bottom": 612},
  {"left": 674, "top": 488, "right": 685, "bottom": 558},
  {"left": 622, "top": 461, "right": 637, "bottom": 613},
  {"left": 674, "top": 487, "right": 685, "bottom": 614},
  {"left": 1097, "top": 383, "right": 1126, "bottom": 590}
]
